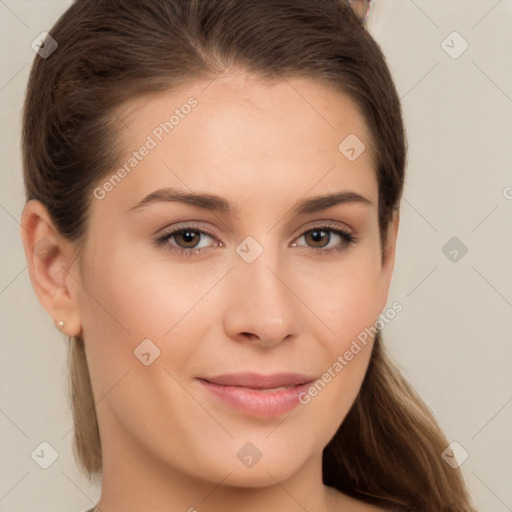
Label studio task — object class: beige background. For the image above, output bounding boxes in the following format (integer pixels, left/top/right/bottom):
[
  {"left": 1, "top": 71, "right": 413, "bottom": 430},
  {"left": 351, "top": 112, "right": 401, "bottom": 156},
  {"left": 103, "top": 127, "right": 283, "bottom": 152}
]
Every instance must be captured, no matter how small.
[{"left": 1, "top": 1, "right": 511, "bottom": 511}]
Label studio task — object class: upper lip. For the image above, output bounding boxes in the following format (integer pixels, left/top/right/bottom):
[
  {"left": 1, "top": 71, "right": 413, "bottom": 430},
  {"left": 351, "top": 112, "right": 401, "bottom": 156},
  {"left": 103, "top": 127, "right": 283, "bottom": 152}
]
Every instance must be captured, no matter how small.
[{"left": 198, "top": 372, "right": 315, "bottom": 389}]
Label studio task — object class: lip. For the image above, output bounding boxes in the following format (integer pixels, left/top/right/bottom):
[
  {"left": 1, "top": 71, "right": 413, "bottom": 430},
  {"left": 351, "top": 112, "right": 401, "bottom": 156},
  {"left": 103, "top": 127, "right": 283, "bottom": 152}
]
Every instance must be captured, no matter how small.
[{"left": 196, "top": 372, "right": 316, "bottom": 418}]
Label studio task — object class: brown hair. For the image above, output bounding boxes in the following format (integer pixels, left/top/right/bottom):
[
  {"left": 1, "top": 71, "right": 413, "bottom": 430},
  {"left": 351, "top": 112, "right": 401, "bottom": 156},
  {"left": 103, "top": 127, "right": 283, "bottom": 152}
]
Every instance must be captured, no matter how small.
[{"left": 21, "top": 1, "right": 476, "bottom": 510}]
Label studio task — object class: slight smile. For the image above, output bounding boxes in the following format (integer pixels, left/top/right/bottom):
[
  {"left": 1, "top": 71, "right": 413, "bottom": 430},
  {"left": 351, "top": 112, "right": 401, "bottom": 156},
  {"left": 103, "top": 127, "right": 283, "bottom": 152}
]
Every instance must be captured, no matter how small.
[{"left": 196, "top": 372, "right": 317, "bottom": 419}]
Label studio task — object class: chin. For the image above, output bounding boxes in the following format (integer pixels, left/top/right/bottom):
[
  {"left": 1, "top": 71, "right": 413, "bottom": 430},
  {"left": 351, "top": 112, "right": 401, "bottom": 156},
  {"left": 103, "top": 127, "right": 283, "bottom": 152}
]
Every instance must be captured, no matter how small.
[
  {"left": 222, "top": 464, "right": 300, "bottom": 488},
  {"left": 207, "top": 444, "right": 312, "bottom": 489}
]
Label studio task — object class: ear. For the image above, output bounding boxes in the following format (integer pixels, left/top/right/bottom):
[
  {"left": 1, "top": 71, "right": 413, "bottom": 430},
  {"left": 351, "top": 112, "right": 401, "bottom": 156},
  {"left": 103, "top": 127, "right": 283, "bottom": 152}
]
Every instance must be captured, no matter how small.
[
  {"left": 378, "top": 208, "right": 400, "bottom": 312},
  {"left": 20, "top": 199, "right": 83, "bottom": 337}
]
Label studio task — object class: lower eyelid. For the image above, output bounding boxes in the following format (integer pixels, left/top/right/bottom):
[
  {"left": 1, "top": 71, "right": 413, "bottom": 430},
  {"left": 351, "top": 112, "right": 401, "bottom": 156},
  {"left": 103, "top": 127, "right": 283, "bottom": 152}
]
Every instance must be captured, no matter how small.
[
  {"left": 157, "top": 229, "right": 218, "bottom": 249},
  {"left": 156, "top": 226, "right": 355, "bottom": 252},
  {"left": 294, "top": 229, "right": 353, "bottom": 247}
]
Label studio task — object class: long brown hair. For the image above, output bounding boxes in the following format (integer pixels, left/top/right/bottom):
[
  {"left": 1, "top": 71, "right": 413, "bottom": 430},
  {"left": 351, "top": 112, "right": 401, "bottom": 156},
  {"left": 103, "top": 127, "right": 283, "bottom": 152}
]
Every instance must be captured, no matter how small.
[{"left": 21, "top": 1, "right": 476, "bottom": 510}]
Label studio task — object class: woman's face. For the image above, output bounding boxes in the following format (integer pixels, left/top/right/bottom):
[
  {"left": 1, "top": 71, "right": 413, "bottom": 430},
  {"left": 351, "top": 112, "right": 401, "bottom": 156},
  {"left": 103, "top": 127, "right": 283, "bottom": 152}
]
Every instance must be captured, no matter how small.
[{"left": 72, "top": 71, "right": 398, "bottom": 488}]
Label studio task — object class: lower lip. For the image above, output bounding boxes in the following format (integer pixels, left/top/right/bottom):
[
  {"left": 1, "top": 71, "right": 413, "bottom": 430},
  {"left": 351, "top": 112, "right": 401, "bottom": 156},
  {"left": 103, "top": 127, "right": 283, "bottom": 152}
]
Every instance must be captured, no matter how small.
[{"left": 198, "top": 380, "right": 312, "bottom": 418}]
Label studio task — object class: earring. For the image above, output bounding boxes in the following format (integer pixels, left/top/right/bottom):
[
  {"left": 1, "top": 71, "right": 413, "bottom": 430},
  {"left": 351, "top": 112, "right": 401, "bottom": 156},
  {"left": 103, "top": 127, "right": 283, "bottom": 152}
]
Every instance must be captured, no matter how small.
[{"left": 56, "top": 320, "right": 65, "bottom": 330}]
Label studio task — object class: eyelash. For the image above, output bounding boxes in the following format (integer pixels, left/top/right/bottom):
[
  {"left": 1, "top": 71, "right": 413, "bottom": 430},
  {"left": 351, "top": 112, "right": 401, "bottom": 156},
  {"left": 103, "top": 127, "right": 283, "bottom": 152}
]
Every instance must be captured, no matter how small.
[{"left": 154, "top": 223, "right": 357, "bottom": 257}]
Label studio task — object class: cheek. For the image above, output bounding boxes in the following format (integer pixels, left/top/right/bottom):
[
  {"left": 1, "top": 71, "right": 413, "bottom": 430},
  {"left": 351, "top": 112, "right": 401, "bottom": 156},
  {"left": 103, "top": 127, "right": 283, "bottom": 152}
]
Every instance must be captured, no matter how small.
[
  {"left": 79, "top": 241, "right": 191, "bottom": 337},
  {"left": 297, "top": 263, "right": 380, "bottom": 436},
  {"left": 297, "top": 249, "right": 383, "bottom": 403},
  {"left": 302, "top": 250, "right": 385, "bottom": 343},
  {"left": 76, "top": 246, "right": 225, "bottom": 393}
]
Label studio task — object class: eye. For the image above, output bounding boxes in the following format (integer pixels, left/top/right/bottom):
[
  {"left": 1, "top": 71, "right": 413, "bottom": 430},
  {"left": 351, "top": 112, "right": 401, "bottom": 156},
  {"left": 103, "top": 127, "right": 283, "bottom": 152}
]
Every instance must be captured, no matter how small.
[
  {"left": 154, "top": 223, "right": 356, "bottom": 257},
  {"left": 293, "top": 226, "right": 355, "bottom": 253},
  {"left": 154, "top": 225, "right": 221, "bottom": 256}
]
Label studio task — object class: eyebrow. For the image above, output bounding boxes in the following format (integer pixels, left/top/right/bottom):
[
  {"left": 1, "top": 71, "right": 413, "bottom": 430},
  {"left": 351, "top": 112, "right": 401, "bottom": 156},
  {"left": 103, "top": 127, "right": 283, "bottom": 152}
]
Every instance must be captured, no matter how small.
[{"left": 128, "top": 187, "right": 373, "bottom": 216}]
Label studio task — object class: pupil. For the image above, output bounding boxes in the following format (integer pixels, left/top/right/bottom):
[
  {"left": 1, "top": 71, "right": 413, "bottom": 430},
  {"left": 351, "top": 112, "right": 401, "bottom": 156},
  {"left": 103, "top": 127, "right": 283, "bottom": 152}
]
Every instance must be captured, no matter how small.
[
  {"left": 309, "top": 229, "right": 328, "bottom": 247},
  {"left": 181, "top": 230, "right": 198, "bottom": 246}
]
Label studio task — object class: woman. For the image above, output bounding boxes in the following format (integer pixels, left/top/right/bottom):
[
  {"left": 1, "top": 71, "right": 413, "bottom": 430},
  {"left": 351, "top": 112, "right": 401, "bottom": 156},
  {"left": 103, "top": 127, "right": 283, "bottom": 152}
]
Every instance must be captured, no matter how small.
[{"left": 20, "top": 0, "right": 476, "bottom": 510}]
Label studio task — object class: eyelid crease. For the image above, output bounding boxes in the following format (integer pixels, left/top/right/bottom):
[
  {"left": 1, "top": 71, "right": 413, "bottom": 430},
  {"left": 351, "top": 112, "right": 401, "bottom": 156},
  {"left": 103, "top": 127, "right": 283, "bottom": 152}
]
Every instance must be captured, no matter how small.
[{"left": 153, "top": 221, "right": 358, "bottom": 256}]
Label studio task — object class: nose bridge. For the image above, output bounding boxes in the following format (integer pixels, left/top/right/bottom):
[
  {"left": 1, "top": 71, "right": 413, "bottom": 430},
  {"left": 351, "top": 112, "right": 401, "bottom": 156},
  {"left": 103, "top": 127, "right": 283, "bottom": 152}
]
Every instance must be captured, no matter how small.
[{"left": 226, "top": 235, "right": 301, "bottom": 345}]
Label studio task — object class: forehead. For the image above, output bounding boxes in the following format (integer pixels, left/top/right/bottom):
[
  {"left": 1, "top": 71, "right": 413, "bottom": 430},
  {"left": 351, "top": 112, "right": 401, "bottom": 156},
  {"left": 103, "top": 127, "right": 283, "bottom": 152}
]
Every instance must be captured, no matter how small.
[
  {"left": 118, "top": 71, "right": 374, "bottom": 150},
  {"left": 100, "top": 71, "right": 378, "bottom": 213}
]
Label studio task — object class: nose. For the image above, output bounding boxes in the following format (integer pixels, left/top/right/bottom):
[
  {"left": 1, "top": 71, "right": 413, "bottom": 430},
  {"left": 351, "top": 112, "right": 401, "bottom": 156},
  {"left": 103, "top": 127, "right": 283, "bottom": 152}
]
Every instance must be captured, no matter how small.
[{"left": 223, "top": 247, "right": 301, "bottom": 349}]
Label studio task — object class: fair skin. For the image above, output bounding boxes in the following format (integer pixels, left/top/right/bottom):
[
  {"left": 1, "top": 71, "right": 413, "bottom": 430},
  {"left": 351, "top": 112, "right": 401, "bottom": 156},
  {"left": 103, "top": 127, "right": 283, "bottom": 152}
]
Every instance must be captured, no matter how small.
[{"left": 21, "top": 71, "right": 399, "bottom": 512}]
